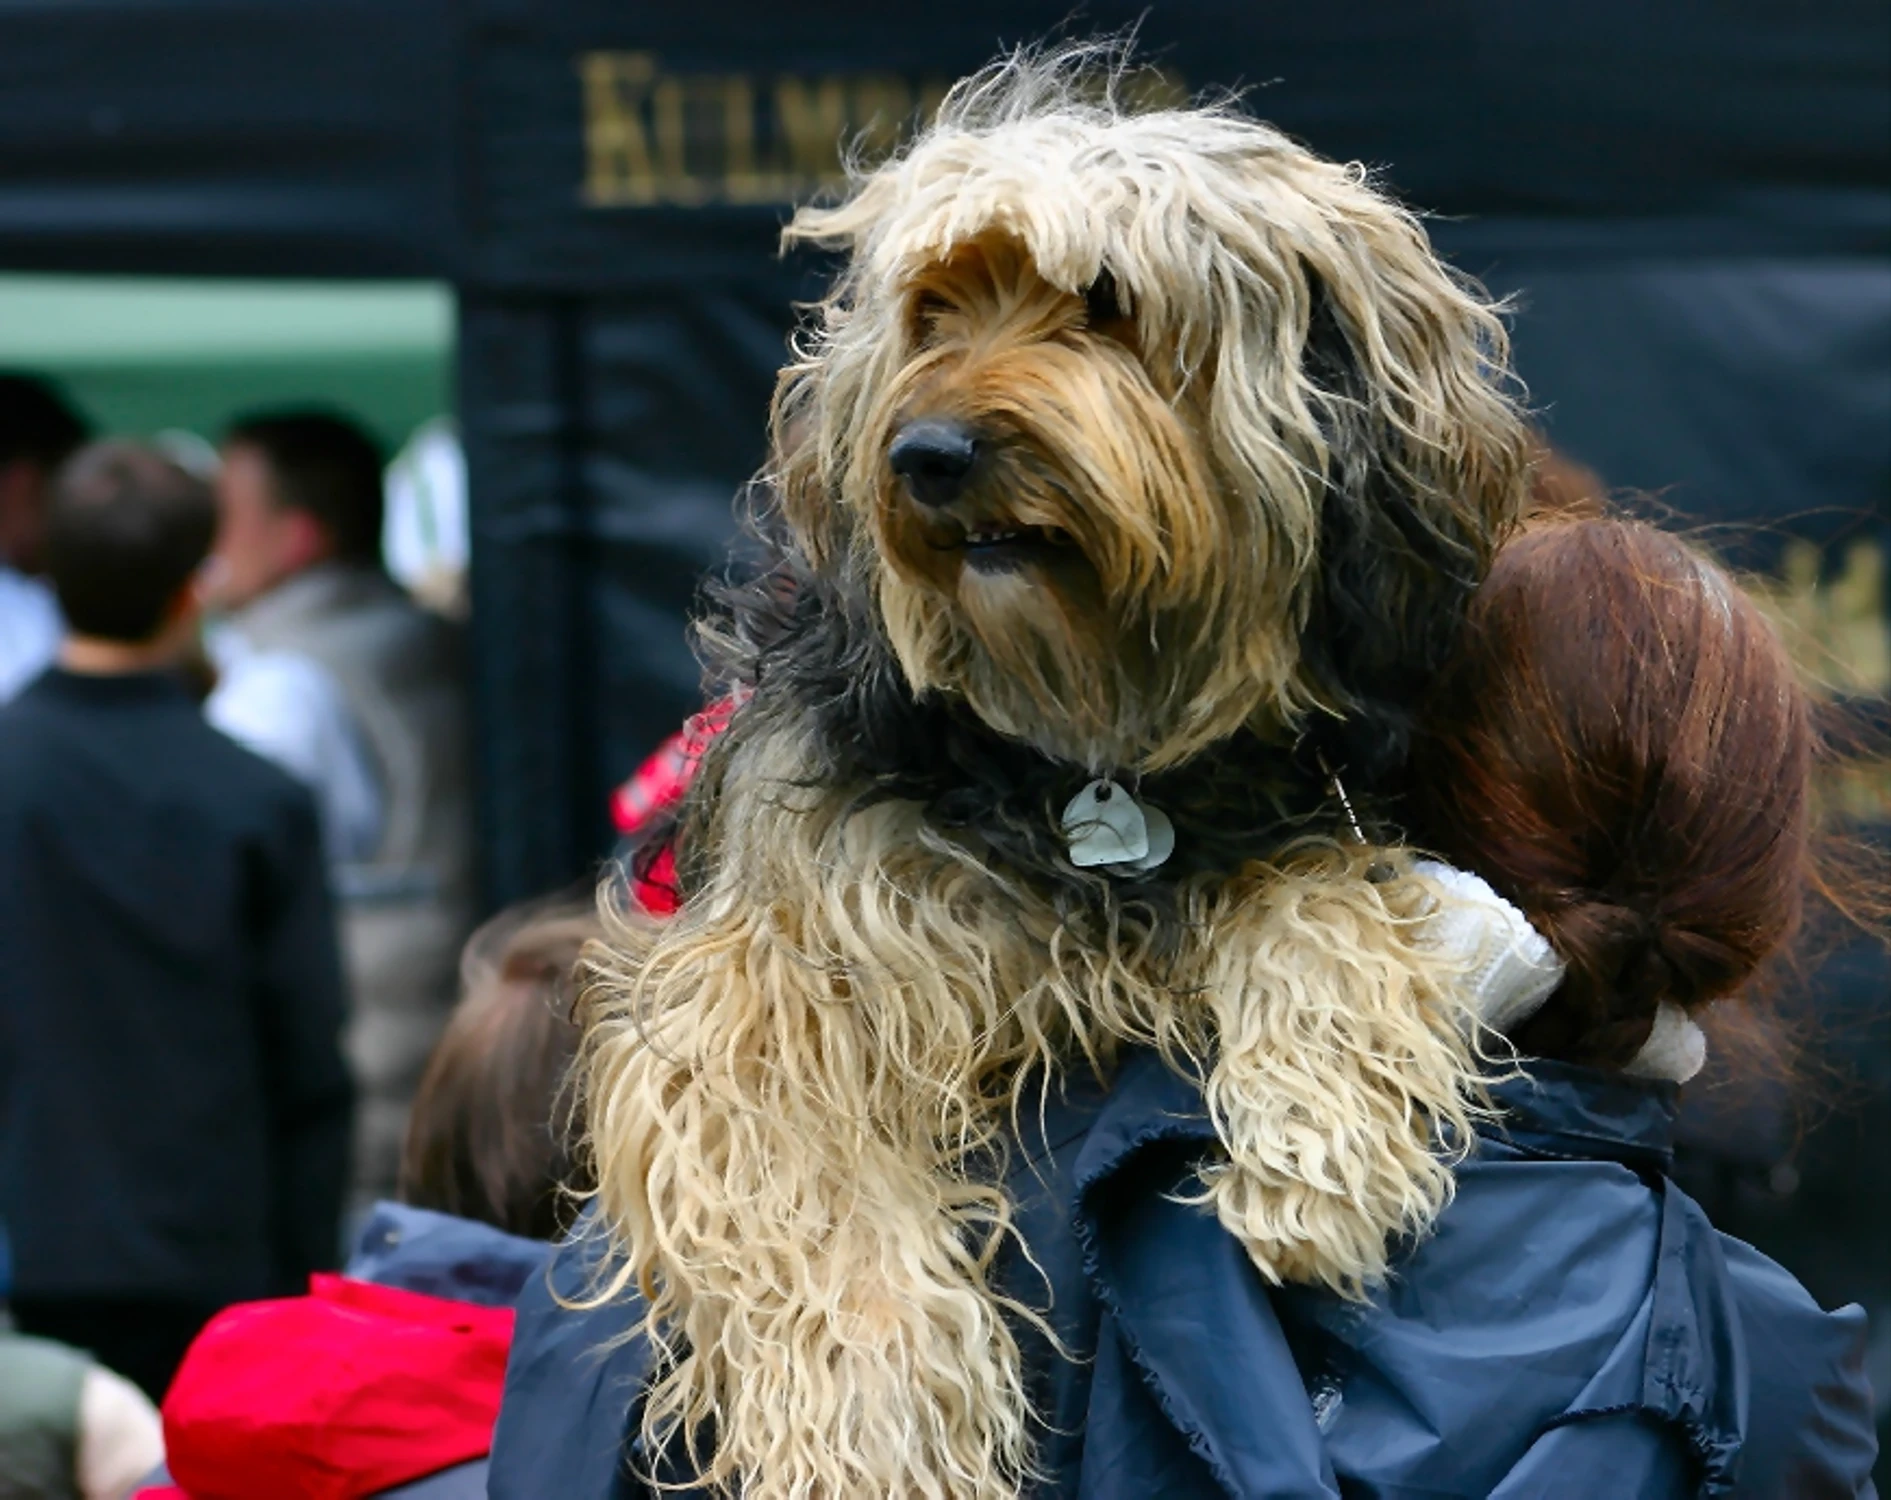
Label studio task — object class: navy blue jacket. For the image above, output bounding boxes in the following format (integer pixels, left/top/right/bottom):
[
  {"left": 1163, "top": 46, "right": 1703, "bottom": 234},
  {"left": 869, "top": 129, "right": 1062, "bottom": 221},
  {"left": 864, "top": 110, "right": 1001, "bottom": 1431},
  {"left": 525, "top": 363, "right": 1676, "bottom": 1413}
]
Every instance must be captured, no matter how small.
[
  {"left": 344, "top": 1200, "right": 549, "bottom": 1307},
  {"left": 490, "top": 1054, "right": 1877, "bottom": 1498},
  {"left": 0, "top": 668, "right": 351, "bottom": 1305}
]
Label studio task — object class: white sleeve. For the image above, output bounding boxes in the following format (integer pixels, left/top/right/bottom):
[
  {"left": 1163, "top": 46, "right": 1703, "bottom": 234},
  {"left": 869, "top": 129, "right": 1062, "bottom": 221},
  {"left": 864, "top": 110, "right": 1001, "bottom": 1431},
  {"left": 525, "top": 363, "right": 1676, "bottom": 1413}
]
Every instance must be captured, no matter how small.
[
  {"left": 0, "top": 570, "right": 63, "bottom": 701},
  {"left": 206, "top": 651, "right": 386, "bottom": 864},
  {"left": 75, "top": 1364, "right": 165, "bottom": 1500}
]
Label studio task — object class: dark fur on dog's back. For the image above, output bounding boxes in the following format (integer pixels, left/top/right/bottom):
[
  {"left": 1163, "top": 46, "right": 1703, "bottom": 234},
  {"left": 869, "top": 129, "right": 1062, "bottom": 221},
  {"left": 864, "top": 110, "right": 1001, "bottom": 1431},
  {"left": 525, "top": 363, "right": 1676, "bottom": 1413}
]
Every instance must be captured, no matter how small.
[{"left": 1295, "top": 284, "right": 1502, "bottom": 795}]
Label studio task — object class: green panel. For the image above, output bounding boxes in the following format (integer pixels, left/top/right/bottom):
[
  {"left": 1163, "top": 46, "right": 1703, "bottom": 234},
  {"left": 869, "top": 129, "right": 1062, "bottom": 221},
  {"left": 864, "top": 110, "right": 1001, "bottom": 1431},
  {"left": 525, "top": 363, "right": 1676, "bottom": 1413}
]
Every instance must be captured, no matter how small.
[
  {"left": 0, "top": 275, "right": 453, "bottom": 450},
  {"left": 45, "top": 355, "right": 449, "bottom": 453}
]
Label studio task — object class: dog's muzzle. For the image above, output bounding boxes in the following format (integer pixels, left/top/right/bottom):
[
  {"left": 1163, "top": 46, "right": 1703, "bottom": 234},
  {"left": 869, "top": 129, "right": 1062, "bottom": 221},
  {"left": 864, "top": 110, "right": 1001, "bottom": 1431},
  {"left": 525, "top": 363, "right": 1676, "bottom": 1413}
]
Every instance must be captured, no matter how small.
[{"left": 889, "top": 419, "right": 978, "bottom": 507}]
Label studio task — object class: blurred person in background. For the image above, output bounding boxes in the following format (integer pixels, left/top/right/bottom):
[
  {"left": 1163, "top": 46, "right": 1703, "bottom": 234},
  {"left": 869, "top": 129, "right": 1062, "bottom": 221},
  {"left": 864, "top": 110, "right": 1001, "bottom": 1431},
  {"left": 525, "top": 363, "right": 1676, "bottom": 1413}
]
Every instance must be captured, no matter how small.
[
  {"left": 0, "top": 1331, "right": 165, "bottom": 1500},
  {"left": 203, "top": 409, "right": 475, "bottom": 1210},
  {"left": 0, "top": 374, "right": 91, "bottom": 701},
  {"left": 137, "top": 902, "right": 595, "bottom": 1500},
  {"left": 0, "top": 441, "right": 351, "bottom": 1402}
]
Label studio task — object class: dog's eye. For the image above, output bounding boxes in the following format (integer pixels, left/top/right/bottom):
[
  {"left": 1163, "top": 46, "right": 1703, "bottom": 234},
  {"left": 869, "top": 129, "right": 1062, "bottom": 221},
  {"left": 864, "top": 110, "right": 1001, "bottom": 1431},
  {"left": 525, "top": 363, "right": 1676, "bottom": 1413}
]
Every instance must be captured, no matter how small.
[
  {"left": 1084, "top": 270, "right": 1124, "bottom": 326},
  {"left": 911, "top": 290, "right": 954, "bottom": 339}
]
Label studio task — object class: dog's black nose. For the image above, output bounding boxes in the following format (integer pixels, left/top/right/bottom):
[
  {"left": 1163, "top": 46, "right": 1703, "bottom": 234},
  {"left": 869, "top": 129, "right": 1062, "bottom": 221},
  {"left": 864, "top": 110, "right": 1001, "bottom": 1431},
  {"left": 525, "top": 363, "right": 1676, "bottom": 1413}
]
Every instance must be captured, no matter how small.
[{"left": 889, "top": 420, "right": 978, "bottom": 507}]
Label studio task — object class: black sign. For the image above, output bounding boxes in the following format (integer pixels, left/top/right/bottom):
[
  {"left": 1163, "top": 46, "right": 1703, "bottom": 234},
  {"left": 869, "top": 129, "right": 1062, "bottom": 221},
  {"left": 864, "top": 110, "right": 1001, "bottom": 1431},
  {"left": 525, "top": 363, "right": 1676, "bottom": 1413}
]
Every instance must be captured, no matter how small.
[{"left": 457, "top": 0, "right": 1891, "bottom": 291}]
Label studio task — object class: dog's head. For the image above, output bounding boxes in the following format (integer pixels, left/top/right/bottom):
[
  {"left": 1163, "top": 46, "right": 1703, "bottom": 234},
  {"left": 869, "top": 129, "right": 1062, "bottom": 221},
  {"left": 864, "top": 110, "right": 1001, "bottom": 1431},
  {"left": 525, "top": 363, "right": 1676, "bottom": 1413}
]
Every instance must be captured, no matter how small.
[{"left": 772, "top": 51, "right": 1529, "bottom": 778}]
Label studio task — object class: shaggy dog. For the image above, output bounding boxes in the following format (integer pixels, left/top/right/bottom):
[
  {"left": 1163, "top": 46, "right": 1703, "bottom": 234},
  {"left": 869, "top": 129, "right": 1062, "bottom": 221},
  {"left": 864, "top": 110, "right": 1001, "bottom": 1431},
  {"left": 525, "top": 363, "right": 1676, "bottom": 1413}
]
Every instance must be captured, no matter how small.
[{"left": 581, "top": 48, "right": 1532, "bottom": 1499}]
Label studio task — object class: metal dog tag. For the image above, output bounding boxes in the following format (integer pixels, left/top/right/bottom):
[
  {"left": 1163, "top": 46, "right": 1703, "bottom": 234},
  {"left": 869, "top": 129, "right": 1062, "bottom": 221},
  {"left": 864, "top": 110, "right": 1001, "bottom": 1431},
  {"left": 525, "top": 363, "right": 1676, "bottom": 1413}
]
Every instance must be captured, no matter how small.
[
  {"left": 1063, "top": 779, "right": 1147, "bottom": 867},
  {"left": 1127, "top": 803, "right": 1175, "bottom": 874},
  {"left": 1061, "top": 779, "right": 1174, "bottom": 874}
]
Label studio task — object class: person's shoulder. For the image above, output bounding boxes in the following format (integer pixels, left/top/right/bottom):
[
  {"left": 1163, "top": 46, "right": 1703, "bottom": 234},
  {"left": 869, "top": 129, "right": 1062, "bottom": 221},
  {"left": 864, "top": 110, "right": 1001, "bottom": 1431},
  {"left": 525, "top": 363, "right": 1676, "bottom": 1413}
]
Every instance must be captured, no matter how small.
[
  {"left": 1719, "top": 1228, "right": 1850, "bottom": 1318},
  {"left": 0, "top": 675, "right": 112, "bottom": 782},
  {"left": 0, "top": 673, "right": 56, "bottom": 735},
  {"left": 0, "top": 1332, "right": 92, "bottom": 1401},
  {"left": 1720, "top": 1231, "right": 1871, "bottom": 1374},
  {"left": 1430, "top": 1135, "right": 1664, "bottom": 1281},
  {"left": 188, "top": 703, "right": 300, "bottom": 785},
  {"left": 346, "top": 1202, "right": 550, "bottom": 1308},
  {"left": 190, "top": 711, "right": 328, "bottom": 834},
  {"left": 341, "top": 571, "right": 465, "bottom": 662},
  {"left": 0, "top": 570, "right": 62, "bottom": 668},
  {"left": 208, "top": 648, "right": 350, "bottom": 730},
  {"left": 0, "top": 1336, "right": 92, "bottom": 1499},
  {"left": 1715, "top": 1231, "right": 1879, "bottom": 1493}
]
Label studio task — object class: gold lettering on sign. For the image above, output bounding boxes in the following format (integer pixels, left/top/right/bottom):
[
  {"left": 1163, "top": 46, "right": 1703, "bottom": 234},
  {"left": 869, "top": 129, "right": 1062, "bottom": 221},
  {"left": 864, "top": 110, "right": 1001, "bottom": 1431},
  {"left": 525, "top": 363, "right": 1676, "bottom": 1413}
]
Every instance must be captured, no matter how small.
[
  {"left": 719, "top": 75, "right": 764, "bottom": 201},
  {"left": 774, "top": 76, "right": 849, "bottom": 184},
  {"left": 650, "top": 75, "right": 707, "bottom": 205},
  {"left": 581, "top": 52, "right": 659, "bottom": 206},
  {"left": 917, "top": 77, "right": 954, "bottom": 126},
  {"left": 849, "top": 75, "right": 919, "bottom": 161},
  {"left": 1747, "top": 538, "right": 1890, "bottom": 699},
  {"left": 577, "top": 53, "right": 1183, "bottom": 207},
  {"left": 1746, "top": 537, "right": 1891, "bottom": 827}
]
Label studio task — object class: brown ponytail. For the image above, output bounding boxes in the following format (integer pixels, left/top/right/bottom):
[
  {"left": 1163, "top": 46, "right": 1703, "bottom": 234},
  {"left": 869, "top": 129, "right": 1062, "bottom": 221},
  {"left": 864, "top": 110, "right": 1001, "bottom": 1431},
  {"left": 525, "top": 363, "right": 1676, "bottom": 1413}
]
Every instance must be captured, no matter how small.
[{"left": 1410, "top": 517, "right": 1812, "bottom": 1068}]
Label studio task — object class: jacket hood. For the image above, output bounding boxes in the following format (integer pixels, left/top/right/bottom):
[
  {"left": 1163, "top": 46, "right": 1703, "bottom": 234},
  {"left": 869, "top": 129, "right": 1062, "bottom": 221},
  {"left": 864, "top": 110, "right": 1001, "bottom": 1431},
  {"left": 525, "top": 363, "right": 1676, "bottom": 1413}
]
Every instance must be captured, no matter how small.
[
  {"left": 145, "top": 1275, "right": 512, "bottom": 1500},
  {"left": 344, "top": 1201, "right": 550, "bottom": 1308}
]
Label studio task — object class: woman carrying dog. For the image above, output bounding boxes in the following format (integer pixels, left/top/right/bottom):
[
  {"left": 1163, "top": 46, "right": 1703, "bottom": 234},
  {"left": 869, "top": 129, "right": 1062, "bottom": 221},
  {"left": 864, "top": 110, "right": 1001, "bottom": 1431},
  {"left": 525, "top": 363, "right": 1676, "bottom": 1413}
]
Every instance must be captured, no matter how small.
[{"left": 493, "top": 516, "right": 1877, "bottom": 1497}]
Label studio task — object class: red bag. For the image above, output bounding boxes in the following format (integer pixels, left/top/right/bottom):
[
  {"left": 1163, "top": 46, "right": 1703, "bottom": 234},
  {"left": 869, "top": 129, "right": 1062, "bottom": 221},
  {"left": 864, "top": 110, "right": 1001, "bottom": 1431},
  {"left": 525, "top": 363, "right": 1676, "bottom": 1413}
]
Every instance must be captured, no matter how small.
[{"left": 144, "top": 1275, "right": 513, "bottom": 1500}]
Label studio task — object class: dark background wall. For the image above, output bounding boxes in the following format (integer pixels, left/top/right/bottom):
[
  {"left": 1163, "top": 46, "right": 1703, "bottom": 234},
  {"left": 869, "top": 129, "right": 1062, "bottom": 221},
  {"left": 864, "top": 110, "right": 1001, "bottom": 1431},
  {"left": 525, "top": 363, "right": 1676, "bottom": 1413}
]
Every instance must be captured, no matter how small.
[{"left": 0, "top": 0, "right": 455, "bottom": 276}]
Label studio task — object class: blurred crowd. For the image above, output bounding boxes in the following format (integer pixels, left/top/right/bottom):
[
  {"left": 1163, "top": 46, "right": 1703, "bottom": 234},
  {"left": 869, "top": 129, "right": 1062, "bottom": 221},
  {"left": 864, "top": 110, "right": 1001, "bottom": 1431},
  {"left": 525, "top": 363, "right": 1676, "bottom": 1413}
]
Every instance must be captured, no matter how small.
[{"left": 0, "top": 374, "right": 515, "bottom": 1499}]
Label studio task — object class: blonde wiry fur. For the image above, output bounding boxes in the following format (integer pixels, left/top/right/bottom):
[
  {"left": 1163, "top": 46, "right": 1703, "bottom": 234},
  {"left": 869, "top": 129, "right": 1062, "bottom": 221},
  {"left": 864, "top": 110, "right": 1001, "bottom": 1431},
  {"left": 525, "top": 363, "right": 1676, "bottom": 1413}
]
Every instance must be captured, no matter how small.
[
  {"left": 579, "top": 42, "right": 1528, "bottom": 1500},
  {"left": 585, "top": 734, "right": 1481, "bottom": 1497}
]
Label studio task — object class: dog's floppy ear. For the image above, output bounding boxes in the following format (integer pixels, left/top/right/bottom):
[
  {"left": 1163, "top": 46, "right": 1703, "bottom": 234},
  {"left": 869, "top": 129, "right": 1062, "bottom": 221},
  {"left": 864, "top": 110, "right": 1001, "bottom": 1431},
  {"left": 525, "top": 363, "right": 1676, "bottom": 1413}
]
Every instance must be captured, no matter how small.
[
  {"left": 767, "top": 361, "right": 839, "bottom": 569},
  {"left": 769, "top": 178, "right": 915, "bottom": 577},
  {"left": 1294, "top": 278, "right": 1527, "bottom": 795}
]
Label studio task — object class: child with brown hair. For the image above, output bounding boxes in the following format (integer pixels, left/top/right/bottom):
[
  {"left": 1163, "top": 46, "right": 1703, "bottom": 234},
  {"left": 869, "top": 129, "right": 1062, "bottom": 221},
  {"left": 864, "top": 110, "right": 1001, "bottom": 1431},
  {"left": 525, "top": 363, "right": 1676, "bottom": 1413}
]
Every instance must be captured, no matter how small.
[{"left": 1413, "top": 516, "right": 1821, "bottom": 1076}]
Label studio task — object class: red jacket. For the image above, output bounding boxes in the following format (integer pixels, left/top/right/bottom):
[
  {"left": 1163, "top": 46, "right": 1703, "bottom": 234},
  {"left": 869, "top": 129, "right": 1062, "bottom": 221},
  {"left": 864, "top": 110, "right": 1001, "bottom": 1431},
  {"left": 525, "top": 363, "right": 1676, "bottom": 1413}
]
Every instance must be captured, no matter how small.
[{"left": 135, "top": 1275, "right": 511, "bottom": 1500}]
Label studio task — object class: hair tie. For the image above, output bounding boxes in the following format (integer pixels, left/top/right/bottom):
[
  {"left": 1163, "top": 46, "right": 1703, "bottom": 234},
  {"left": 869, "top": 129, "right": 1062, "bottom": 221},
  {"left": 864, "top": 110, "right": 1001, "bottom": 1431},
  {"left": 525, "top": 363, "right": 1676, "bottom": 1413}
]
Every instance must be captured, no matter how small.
[{"left": 1620, "top": 1000, "right": 1707, "bottom": 1084}]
